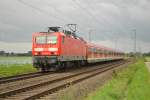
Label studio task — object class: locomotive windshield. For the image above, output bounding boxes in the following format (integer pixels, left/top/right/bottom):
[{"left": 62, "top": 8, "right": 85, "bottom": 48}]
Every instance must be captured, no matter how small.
[
  {"left": 47, "top": 36, "right": 57, "bottom": 44},
  {"left": 36, "top": 36, "right": 46, "bottom": 44},
  {"left": 36, "top": 36, "right": 57, "bottom": 44}
]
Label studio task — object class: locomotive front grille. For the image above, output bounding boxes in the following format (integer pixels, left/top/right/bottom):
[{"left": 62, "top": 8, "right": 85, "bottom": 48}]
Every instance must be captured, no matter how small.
[{"left": 33, "top": 56, "right": 57, "bottom": 65}]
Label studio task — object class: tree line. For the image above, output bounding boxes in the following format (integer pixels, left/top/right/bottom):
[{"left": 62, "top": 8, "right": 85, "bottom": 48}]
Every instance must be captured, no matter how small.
[{"left": 0, "top": 51, "right": 32, "bottom": 56}]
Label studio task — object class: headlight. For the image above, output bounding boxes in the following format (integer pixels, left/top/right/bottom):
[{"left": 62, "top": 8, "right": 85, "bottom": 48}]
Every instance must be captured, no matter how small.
[
  {"left": 34, "top": 48, "right": 44, "bottom": 51},
  {"left": 48, "top": 48, "right": 58, "bottom": 51}
]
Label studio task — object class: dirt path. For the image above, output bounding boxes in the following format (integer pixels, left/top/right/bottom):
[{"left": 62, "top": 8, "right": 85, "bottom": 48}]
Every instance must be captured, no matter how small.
[{"left": 145, "top": 62, "right": 150, "bottom": 72}]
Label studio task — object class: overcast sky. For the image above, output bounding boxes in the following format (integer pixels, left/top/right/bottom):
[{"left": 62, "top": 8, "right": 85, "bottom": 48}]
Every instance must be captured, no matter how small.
[{"left": 0, "top": 0, "right": 150, "bottom": 53}]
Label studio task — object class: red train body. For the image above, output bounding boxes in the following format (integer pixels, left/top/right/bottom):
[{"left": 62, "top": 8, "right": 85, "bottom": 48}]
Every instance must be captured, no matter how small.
[
  {"left": 32, "top": 27, "right": 124, "bottom": 71},
  {"left": 86, "top": 43, "right": 123, "bottom": 63}
]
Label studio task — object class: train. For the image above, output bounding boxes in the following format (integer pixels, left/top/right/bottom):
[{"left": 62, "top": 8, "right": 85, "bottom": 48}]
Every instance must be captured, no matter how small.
[{"left": 32, "top": 25, "right": 124, "bottom": 72}]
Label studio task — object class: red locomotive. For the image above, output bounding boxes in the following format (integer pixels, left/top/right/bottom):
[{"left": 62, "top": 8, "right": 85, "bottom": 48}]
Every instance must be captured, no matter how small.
[{"left": 32, "top": 25, "right": 124, "bottom": 71}]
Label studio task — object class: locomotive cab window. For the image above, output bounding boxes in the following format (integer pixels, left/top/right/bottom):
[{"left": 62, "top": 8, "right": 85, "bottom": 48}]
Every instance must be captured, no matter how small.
[
  {"left": 47, "top": 36, "right": 57, "bottom": 44},
  {"left": 36, "top": 36, "right": 46, "bottom": 44},
  {"left": 35, "top": 36, "right": 57, "bottom": 44}
]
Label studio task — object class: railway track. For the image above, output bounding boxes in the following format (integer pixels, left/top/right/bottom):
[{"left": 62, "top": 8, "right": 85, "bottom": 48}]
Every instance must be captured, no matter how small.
[
  {"left": 0, "top": 61, "right": 120, "bottom": 84},
  {"left": 0, "top": 60, "right": 129, "bottom": 100},
  {"left": 0, "top": 72, "right": 53, "bottom": 84}
]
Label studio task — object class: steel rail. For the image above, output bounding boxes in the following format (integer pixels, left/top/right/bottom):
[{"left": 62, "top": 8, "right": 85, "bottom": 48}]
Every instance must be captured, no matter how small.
[
  {"left": 0, "top": 72, "right": 53, "bottom": 84},
  {"left": 25, "top": 61, "right": 128, "bottom": 100},
  {"left": 0, "top": 60, "right": 128, "bottom": 99}
]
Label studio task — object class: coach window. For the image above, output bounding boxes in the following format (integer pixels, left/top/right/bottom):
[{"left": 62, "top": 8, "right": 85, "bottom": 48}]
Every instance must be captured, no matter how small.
[
  {"left": 109, "top": 51, "right": 111, "bottom": 55},
  {"left": 62, "top": 36, "right": 65, "bottom": 43}
]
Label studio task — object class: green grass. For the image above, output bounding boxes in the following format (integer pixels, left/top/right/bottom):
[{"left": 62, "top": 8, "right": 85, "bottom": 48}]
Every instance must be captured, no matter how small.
[
  {"left": 0, "top": 64, "right": 37, "bottom": 77},
  {"left": 85, "top": 58, "right": 150, "bottom": 100},
  {"left": 145, "top": 56, "right": 150, "bottom": 62}
]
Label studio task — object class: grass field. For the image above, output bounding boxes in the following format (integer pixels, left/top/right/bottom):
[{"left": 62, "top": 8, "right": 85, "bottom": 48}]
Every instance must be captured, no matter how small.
[
  {"left": 0, "top": 56, "right": 32, "bottom": 65},
  {"left": 0, "top": 56, "right": 37, "bottom": 77},
  {"left": 0, "top": 64, "right": 37, "bottom": 77},
  {"left": 145, "top": 56, "right": 150, "bottom": 62},
  {"left": 85, "top": 58, "right": 150, "bottom": 100}
]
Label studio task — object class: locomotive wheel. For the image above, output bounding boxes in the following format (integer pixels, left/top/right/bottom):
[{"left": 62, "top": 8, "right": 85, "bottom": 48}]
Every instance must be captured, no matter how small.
[
  {"left": 40, "top": 65, "right": 49, "bottom": 72},
  {"left": 81, "top": 61, "right": 86, "bottom": 66},
  {"left": 65, "top": 62, "right": 72, "bottom": 68},
  {"left": 41, "top": 67, "right": 46, "bottom": 72},
  {"left": 58, "top": 62, "right": 66, "bottom": 70},
  {"left": 61, "top": 62, "right": 65, "bottom": 69},
  {"left": 51, "top": 62, "right": 62, "bottom": 71},
  {"left": 77, "top": 61, "right": 81, "bottom": 67}
]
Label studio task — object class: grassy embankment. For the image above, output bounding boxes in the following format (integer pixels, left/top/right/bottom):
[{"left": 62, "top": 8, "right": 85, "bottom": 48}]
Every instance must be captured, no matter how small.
[
  {"left": 0, "top": 64, "right": 37, "bottom": 77},
  {"left": 85, "top": 58, "right": 150, "bottom": 100}
]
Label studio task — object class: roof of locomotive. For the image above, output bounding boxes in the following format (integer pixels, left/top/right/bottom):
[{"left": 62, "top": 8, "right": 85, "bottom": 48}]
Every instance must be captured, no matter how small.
[
  {"left": 32, "top": 32, "right": 66, "bottom": 36},
  {"left": 32, "top": 32, "right": 86, "bottom": 42}
]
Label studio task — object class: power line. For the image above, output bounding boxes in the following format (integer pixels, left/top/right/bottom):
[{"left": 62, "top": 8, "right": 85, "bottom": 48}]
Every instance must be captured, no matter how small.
[
  {"left": 72, "top": 0, "right": 123, "bottom": 43},
  {"left": 41, "top": 0, "right": 65, "bottom": 16},
  {"left": 38, "top": 0, "right": 114, "bottom": 37},
  {"left": 18, "top": 0, "right": 90, "bottom": 34},
  {"left": 17, "top": 0, "right": 67, "bottom": 23},
  {"left": 72, "top": 0, "right": 111, "bottom": 40},
  {"left": 83, "top": 1, "right": 111, "bottom": 25},
  {"left": 18, "top": 0, "right": 89, "bottom": 38},
  {"left": 72, "top": 0, "right": 104, "bottom": 26},
  {"left": 41, "top": 0, "right": 85, "bottom": 28},
  {"left": 75, "top": 0, "right": 122, "bottom": 31},
  {"left": 16, "top": 0, "right": 124, "bottom": 42},
  {"left": 39, "top": 0, "right": 74, "bottom": 23},
  {"left": 84, "top": 0, "right": 130, "bottom": 36}
]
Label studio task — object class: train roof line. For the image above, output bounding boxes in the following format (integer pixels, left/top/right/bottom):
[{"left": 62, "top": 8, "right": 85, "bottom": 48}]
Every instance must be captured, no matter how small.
[{"left": 87, "top": 42, "right": 123, "bottom": 53}]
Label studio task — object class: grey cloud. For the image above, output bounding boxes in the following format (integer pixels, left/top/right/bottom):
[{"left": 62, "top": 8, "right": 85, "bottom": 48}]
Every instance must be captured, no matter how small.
[{"left": 0, "top": 0, "right": 150, "bottom": 52}]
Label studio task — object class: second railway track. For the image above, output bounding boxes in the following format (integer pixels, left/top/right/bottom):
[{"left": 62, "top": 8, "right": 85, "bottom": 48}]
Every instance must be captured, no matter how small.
[
  {"left": 0, "top": 60, "right": 130, "bottom": 100},
  {"left": 0, "top": 72, "right": 54, "bottom": 84}
]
